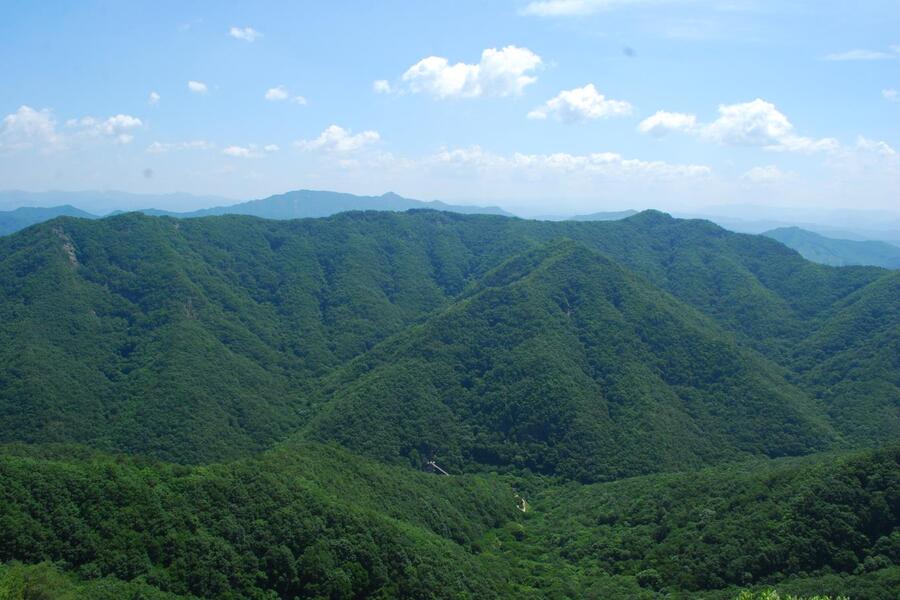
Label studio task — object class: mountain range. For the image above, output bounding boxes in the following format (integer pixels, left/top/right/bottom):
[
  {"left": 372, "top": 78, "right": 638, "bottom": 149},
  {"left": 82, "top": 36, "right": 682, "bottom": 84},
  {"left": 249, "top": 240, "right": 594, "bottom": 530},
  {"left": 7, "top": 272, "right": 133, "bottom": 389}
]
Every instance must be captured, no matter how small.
[{"left": 0, "top": 205, "right": 897, "bottom": 598}]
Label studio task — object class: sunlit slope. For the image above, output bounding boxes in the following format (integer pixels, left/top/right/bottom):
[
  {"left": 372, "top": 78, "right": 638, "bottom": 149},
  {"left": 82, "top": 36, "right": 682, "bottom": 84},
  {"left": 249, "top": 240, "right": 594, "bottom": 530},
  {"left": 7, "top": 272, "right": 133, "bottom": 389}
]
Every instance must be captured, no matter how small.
[
  {"left": 306, "top": 240, "right": 835, "bottom": 481},
  {"left": 0, "top": 210, "right": 894, "bottom": 465}
]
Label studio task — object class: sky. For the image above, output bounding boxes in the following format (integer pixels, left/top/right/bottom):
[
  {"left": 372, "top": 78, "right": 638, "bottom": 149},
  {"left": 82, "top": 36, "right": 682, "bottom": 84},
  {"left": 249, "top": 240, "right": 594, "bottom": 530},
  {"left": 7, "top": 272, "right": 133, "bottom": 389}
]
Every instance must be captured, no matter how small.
[{"left": 0, "top": 0, "right": 898, "bottom": 215}]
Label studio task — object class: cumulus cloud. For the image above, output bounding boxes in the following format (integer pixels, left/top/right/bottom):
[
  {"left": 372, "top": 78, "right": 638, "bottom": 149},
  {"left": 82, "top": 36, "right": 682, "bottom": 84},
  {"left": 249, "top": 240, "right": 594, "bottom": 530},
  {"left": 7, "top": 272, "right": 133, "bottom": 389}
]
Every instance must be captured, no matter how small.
[
  {"left": 222, "top": 143, "right": 279, "bottom": 158},
  {"left": 740, "top": 165, "right": 789, "bottom": 184},
  {"left": 265, "top": 85, "right": 289, "bottom": 101},
  {"left": 187, "top": 80, "right": 208, "bottom": 94},
  {"left": 0, "top": 105, "right": 64, "bottom": 153},
  {"left": 637, "top": 111, "right": 697, "bottom": 136},
  {"left": 883, "top": 89, "right": 899, "bottom": 102},
  {"left": 146, "top": 140, "right": 214, "bottom": 153},
  {"left": 67, "top": 114, "right": 143, "bottom": 144},
  {"left": 229, "top": 26, "right": 261, "bottom": 42},
  {"left": 400, "top": 46, "right": 542, "bottom": 99},
  {"left": 639, "top": 99, "right": 838, "bottom": 153},
  {"left": 702, "top": 99, "right": 838, "bottom": 152},
  {"left": 295, "top": 125, "right": 380, "bottom": 152},
  {"left": 527, "top": 84, "right": 633, "bottom": 122},
  {"left": 824, "top": 46, "right": 900, "bottom": 61},
  {"left": 265, "top": 85, "right": 306, "bottom": 104},
  {"left": 373, "top": 79, "right": 392, "bottom": 94},
  {"left": 148, "top": 91, "right": 160, "bottom": 106},
  {"left": 430, "top": 145, "right": 710, "bottom": 179}
]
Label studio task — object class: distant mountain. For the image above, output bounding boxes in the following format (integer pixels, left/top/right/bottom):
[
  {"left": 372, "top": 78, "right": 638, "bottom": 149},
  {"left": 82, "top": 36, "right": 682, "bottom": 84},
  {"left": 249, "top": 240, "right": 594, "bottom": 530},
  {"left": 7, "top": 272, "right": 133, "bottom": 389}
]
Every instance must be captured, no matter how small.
[
  {"left": 764, "top": 227, "right": 900, "bottom": 268},
  {"left": 676, "top": 205, "right": 900, "bottom": 247},
  {"left": 0, "top": 190, "right": 234, "bottom": 215},
  {"left": 530, "top": 209, "right": 638, "bottom": 221},
  {"left": 141, "top": 189, "right": 513, "bottom": 219},
  {"left": 568, "top": 209, "right": 639, "bottom": 221},
  {"left": 0, "top": 205, "right": 97, "bottom": 236}
]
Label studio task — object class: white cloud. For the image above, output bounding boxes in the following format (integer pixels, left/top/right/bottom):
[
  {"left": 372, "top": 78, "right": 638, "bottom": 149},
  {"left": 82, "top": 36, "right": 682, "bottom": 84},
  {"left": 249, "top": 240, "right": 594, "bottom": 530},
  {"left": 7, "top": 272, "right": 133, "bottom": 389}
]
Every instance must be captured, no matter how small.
[
  {"left": 400, "top": 46, "right": 542, "bottom": 99},
  {"left": 67, "top": 114, "right": 143, "bottom": 144},
  {"left": 265, "top": 85, "right": 306, "bottom": 104},
  {"left": 265, "top": 85, "right": 289, "bottom": 101},
  {"left": 521, "top": 0, "right": 665, "bottom": 16},
  {"left": 824, "top": 47, "right": 900, "bottom": 61},
  {"left": 637, "top": 111, "right": 697, "bottom": 136},
  {"left": 229, "top": 26, "right": 261, "bottom": 42},
  {"left": 740, "top": 165, "right": 788, "bottom": 184},
  {"left": 373, "top": 79, "right": 392, "bottom": 94},
  {"left": 148, "top": 91, "right": 160, "bottom": 106},
  {"left": 430, "top": 145, "right": 711, "bottom": 179},
  {"left": 187, "top": 80, "right": 208, "bottom": 94},
  {"left": 856, "top": 136, "right": 897, "bottom": 157},
  {"left": 883, "top": 89, "right": 899, "bottom": 102},
  {"left": 640, "top": 99, "right": 838, "bottom": 154},
  {"left": 295, "top": 125, "right": 380, "bottom": 152},
  {"left": 703, "top": 99, "right": 838, "bottom": 153},
  {"left": 0, "top": 105, "right": 63, "bottom": 153},
  {"left": 527, "top": 84, "right": 633, "bottom": 122},
  {"left": 222, "top": 145, "right": 256, "bottom": 158},
  {"left": 222, "top": 143, "right": 278, "bottom": 158},
  {"left": 146, "top": 140, "right": 214, "bottom": 153}
]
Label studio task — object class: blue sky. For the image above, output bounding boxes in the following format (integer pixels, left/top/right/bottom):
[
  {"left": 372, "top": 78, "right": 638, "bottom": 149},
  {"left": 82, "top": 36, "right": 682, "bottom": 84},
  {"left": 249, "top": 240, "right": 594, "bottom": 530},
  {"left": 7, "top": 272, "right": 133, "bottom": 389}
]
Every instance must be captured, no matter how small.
[{"left": 1, "top": 0, "right": 898, "bottom": 215}]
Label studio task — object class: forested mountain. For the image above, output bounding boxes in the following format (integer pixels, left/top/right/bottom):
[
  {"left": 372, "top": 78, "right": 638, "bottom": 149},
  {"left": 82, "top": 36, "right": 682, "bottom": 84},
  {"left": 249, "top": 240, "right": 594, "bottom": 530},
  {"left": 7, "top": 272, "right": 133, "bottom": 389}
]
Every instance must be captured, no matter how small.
[
  {"left": 0, "top": 208, "right": 896, "bottom": 598},
  {"left": 0, "top": 210, "right": 895, "bottom": 463},
  {"left": 764, "top": 227, "right": 900, "bottom": 269},
  {"left": 307, "top": 239, "right": 834, "bottom": 481}
]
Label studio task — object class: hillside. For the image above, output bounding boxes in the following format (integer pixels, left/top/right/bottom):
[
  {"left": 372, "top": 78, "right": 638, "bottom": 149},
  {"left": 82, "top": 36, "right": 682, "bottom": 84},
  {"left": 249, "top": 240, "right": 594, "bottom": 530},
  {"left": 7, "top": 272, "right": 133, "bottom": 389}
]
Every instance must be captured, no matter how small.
[
  {"left": 488, "top": 446, "right": 900, "bottom": 599},
  {"left": 305, "top": 239, "right": 835, "bottom": 481},
  {"left": 764, "top": 227, "right": 900, "bottom": 269},
  {"left": 0, "top": 210, "right": 895, "bottom": 466},
  {"left": 0, "top": 441, "right": 517, "bottom": 599},
  {"left": 0, "top": 443, "right": 895, "bottom": 599}
]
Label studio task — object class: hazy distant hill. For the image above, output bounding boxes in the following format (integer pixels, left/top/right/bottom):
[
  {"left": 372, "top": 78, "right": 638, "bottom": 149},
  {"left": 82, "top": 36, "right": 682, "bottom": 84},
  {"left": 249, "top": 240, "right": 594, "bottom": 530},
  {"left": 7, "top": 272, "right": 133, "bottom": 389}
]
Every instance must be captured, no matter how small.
[
  {"left": 764, "top": 226, "right": 900, "bottom": 268},
  {"left": 569, "top": 209, "right": 639, "bottom": 221},
  {"left": 0, "top": 205, "right": 97, "bottom": 236},
  {"left": 142, "top": 189, "right": 512, "bottom": 219},
  {"left": 0, "top": 190, "right": 233, "bottom": 215}
]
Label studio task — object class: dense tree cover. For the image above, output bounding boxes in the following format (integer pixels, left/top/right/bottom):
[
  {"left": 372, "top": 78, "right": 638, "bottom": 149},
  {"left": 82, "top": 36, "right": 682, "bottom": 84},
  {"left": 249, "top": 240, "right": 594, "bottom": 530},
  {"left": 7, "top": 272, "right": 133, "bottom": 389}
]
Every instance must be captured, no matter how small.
[
  {"left": 307, "top": 240, "right": 834, "bottom": 481},
  {"left": 480, "top": 447, "right": 900, "bottom": 599},
  {"left": 0, "top": 209, "right": 896, "bottom": 597},
  {"left": 0, "top": 442, "right": 516, "bottom": 599},
  {"left": 0, "top": 210, "right": 894, "bottom": 467},
  {"left": 0, "top": 561, "right": 191, "bottom": 599},
  {"left": 0, "top": 445, "right": 896, "bottom": 598}
]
